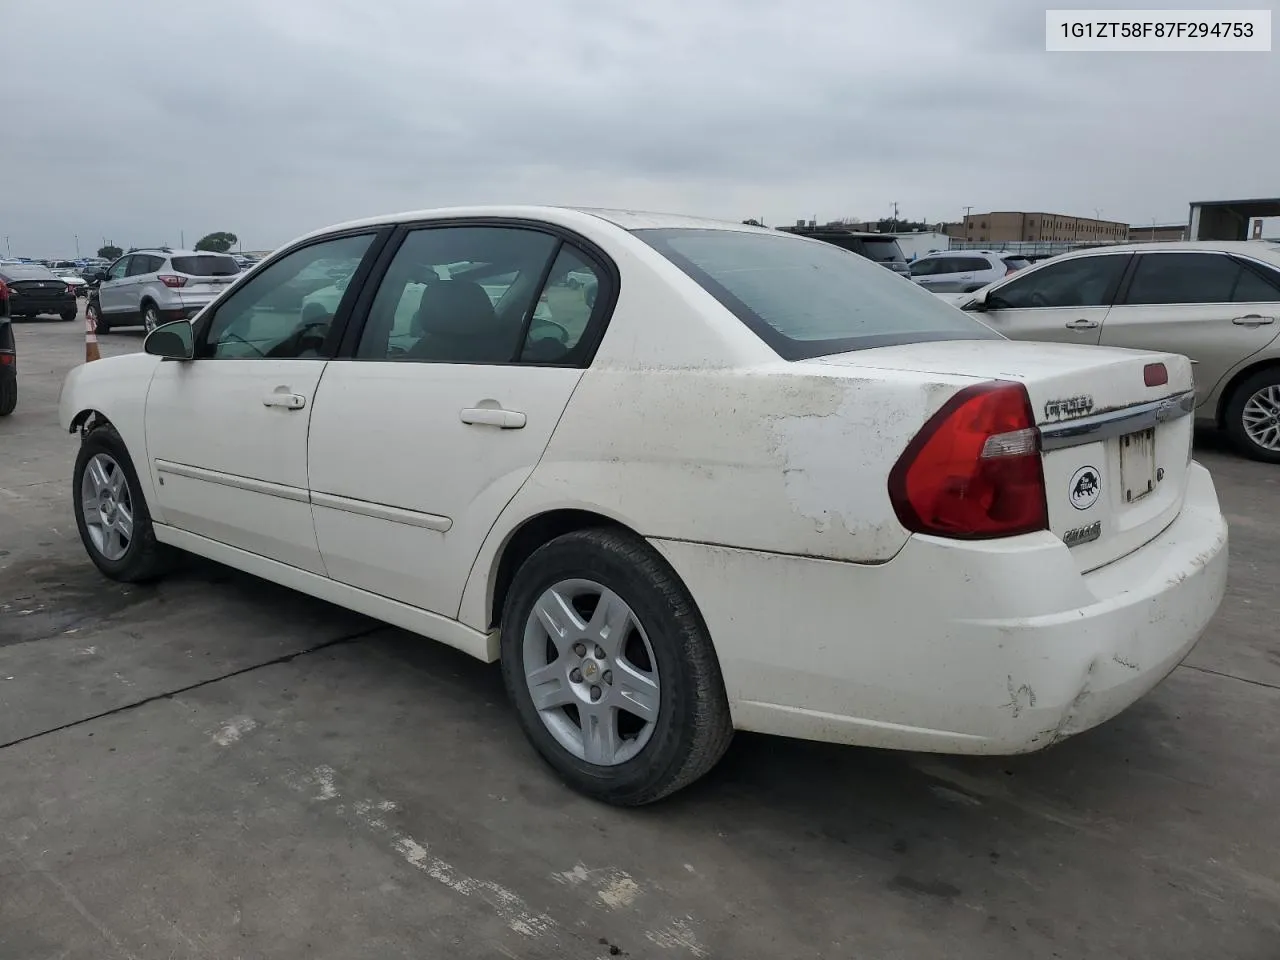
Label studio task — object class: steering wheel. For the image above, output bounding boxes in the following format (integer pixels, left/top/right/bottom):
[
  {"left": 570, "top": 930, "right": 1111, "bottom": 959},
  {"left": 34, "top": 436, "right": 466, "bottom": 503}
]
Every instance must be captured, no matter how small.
[
  {"left": 1029, "top": 290, "right": 1052, "bottom": 308},
  {"left": 530, "top": 317, "right": 570, "bottom": 346}
]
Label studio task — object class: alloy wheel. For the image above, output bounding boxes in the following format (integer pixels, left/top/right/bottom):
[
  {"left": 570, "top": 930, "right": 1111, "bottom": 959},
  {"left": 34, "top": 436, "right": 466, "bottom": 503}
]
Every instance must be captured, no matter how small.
[
  {"left": 80, "top": 452, "right": 134, "bottom": 561},
  {"left": 1241, "top": 384, "right": 1280, "bottom": 452},
  {"left": 522, "top": 579, "right": 661, "bottom": 766}
]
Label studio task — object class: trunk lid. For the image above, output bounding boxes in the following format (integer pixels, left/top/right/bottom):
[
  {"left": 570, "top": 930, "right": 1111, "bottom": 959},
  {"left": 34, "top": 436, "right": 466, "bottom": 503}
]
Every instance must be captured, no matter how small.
[{"left": 814, "top": 340, "right": 1195, "bottom": 572}]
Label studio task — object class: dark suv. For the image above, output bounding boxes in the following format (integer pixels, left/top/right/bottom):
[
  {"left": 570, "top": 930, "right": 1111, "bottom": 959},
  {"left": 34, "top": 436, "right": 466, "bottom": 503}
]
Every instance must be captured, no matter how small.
[
  {"left": 0, "top": 276, "right": 16, "bottom": 416},
  {"left": 0, "top": 263, "right": 79, "bottom": 322},
  {"left": 776, "top": 226, "right": 911, "bottom": 276}
]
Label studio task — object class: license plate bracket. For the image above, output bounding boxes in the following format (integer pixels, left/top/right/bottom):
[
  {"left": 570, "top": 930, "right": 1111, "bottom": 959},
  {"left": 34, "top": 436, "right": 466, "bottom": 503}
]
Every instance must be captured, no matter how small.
[{"left": 1120, "top": 427, "right": 1156, "bottom": 503}]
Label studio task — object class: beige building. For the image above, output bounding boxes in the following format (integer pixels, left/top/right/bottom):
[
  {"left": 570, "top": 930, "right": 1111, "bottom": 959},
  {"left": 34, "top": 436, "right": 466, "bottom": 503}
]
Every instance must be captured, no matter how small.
[
  {"left": 961, "top": 212, "right": 1129, "bottom": 244},
  {"left": 1127, "top": 223, "right": 1187, "bottom": 242}
]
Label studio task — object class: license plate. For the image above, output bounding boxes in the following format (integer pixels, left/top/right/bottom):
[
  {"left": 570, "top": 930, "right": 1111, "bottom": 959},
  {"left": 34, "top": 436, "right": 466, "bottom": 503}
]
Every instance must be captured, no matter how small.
[{"left": 1120, "top": 428, "right": 1156, "bottom": 503}]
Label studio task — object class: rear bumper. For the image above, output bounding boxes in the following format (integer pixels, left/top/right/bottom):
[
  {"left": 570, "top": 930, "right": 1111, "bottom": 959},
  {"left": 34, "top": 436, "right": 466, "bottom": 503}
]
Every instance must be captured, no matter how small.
[
  {"left": 10, "top": 294, "right": 77, "bottom": 315},
  {"left": 651, "top": 461, "right": 1228, "bottom": 755}
]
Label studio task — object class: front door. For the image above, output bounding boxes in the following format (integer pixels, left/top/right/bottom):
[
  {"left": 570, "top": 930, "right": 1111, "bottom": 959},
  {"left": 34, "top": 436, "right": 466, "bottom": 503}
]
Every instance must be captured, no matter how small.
[
  {"left": 307, "top": 223, "right": 612, "bottom": 618},
  {"left": 144, "top": 233, "right": 378, "bottom": 573},
  {"left": 96, "top": 255, "right": 132, "bottom": 318},
  {"left": 1099, "top": 250, "right": 1280, "bottom": 409},
  {"left": 975, "top": 252, "right": 1132, "bottom": 345}
]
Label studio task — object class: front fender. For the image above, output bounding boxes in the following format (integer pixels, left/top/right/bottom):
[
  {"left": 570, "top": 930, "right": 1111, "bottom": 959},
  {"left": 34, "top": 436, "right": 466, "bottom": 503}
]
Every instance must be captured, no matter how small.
[{"left": 59, "top": 353, "right": 165, "bottom": 520}]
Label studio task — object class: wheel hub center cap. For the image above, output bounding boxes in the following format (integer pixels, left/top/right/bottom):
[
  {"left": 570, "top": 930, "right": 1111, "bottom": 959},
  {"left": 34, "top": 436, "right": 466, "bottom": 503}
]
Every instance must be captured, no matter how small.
[{"left": 581, "top": 659, "right": 601, "bottom": 682}]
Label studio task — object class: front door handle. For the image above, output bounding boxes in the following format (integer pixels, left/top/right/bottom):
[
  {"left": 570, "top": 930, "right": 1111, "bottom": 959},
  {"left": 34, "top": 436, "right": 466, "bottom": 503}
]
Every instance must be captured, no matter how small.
[
  {"left": 263, "top": 392, "right": 306, "bottom": 410},
  {"left": 460, "top": 407, "right": 526, "bottom": 429},
  {"left": 1232, "top": 314, "right": 1276, "bottom": 326},
  {"left": 1064, "top": 319, "right": 1099, "bottom": 330}
]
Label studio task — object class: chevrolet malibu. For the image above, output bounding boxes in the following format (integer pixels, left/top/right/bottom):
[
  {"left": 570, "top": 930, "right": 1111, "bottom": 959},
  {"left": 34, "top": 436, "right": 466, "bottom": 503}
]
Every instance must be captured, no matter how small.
[{"left": 59, "top": 207, "right": 1229, "bottom": 805}]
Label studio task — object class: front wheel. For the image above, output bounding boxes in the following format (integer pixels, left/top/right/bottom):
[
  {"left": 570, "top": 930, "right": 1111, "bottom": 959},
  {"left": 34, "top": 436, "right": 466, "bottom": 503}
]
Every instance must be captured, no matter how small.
[
  {"left": 1225, "top": 369, "right": 1280, "bottom": 463},
  {"left": 500, "top": 528, "right": 733, "bottom": 805},
  {"left": 73, "top": 425, "right": 176, "bottom": 581}
]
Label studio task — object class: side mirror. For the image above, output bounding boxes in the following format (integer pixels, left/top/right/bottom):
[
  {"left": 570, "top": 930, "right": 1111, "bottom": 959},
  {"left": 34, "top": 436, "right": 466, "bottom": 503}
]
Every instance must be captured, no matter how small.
[
  {"left": 144, "top": 319, "right": 195, "bottom": 360},
  {"left": 95, "top": 271, "right": 109, "bottom": 282},
  {"left": 963, "top": 288, "right": 990, "bottom": 312}
]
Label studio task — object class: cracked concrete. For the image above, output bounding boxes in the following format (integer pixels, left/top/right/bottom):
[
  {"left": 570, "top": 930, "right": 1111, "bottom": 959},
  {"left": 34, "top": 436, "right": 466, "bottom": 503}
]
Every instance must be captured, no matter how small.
[{"left": 1, "top": 312, "right": 1279, "bottom": 959}]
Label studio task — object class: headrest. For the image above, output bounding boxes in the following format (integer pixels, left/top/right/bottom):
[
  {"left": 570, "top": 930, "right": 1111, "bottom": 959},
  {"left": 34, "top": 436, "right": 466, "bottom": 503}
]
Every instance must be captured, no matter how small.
[{"left": 412, "top": 280, "right": 500, "bottom": 337}]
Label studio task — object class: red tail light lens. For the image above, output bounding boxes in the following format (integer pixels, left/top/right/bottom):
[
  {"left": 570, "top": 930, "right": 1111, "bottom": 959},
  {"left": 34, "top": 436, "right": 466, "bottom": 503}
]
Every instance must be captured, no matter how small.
[
  {"left": 158, "top": 274, "right": 187, "bottom": 288},
  {"left": 1143, "top": 362, "right": 1168, "bottom": 387},
  {"left": 888, "top": 381, "right": 1047, "bottom": 539},
  {"left": 65, "top": 284, "right": 76, "bottom": 295},
  {"left": 0, "top": 280, "right": 9, "bottom": 301}
]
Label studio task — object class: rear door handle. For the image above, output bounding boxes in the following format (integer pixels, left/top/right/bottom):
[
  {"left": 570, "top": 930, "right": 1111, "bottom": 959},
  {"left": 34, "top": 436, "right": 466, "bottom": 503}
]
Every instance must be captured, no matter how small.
[
  {"left": 1232, "top": 314, "right": 1276, "bottom": 326},
  {"left": 263, "top": 392, "right": 306, "bottom": 410},
  {"left": 461, "top": 407, "right": 526, "bottom": 429},
  {"left": 1064, "top": 319, "right": 1099, "bottom": 330}
]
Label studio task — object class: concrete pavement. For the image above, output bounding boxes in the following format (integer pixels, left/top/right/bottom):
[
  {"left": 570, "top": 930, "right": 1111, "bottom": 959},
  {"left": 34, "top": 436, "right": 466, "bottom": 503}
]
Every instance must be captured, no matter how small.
[{"left": 1, "top": 309, "right": 1278, "bottom": 959}]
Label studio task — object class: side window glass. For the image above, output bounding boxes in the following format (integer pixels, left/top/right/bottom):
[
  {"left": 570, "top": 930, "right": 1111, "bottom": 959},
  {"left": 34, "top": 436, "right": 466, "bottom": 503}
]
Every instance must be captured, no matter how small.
[
  {"left": 126, "top": 256, "right": 150, "bottom": 277},
  {"left": 1231, "top": 263, "right": 1280, "bottom": 303},
  {"left": 198, "top": 233, "right": 374, "bottom": 360},
  {"left": 1125, "top": 253, "right": 1240, "bottom": 305},
  {"left": 520, "top": 246, "right": 601, "bottom": 364},
  {"left": 989, "top": 255, "right": 1128, "bottom": 309},
  {"left": 908, "top": 259, "right": 937, "bottom": 277},
  {"left": 108, "top": 257, "right": 130, "bottom": 280},
  {"left": 355, "top": 226, "right": 557, "bottom": 363}
]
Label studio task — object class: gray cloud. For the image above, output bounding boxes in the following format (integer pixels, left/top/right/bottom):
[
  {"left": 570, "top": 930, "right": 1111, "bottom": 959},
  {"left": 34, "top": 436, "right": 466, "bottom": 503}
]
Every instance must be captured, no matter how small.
[{"left": 2, "top": 0, "right": 1276, "bottom": 257}]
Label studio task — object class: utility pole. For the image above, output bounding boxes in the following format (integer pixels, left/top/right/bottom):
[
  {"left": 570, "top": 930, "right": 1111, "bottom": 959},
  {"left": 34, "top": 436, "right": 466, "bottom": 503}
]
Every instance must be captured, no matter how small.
[
  {"left": 3, "top": 236, "right": 9, "bottom": 257},
  {"left": 74, "top": 235, "right": 80, "bottom": 257},
  {"left": 181, "top": 230, "right": 185, "bottom": 248}
]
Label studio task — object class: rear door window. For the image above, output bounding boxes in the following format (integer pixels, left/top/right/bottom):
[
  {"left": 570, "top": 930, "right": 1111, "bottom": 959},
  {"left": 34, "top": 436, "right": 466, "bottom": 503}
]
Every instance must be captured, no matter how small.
[
  {"left": 1123, "top": 253, "right": 1241, "bottom": 305},
  {"left": 1232, "top": 261, "right": 1280, "bottom": 302},
  {"left": 635, "top": 228, "right": 999, "bottom": 360}
]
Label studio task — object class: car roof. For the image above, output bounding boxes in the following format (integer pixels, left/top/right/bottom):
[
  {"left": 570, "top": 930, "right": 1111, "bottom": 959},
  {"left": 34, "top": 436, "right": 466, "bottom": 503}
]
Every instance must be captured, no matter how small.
[
  {"left": 0, "top": 264, "right": 57, "bottom": 278},
  {"left": 287, "top": 205, "right": 776, "bottom": 247},
  {"left": 1054, "top": 240, "right": 1280, "bottom": 263}
]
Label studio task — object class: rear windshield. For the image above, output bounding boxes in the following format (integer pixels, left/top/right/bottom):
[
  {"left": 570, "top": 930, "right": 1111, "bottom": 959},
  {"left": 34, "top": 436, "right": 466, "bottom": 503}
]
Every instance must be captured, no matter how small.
[
  {"left": 634, "top": 228, "right": 1001, "bottom": 360},
  {"left": 1002, "top": 257, "right": 1031, "bottom": 270},
  {"left": 171, "top": 255, "right": 240, "bottom": 276},
  {"left": 860, "top": 239, "right": 906, "bottom": 263}
]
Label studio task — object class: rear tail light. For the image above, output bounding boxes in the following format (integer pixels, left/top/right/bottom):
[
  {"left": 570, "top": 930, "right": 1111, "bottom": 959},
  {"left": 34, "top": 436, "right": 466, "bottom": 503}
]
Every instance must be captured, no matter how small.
[
  {"left": 1143, "top": 362, "right": 1168, "bottom": 387},
  {"left": 888, "top": 381, "right": 1048, "bottom": 540},
  {"left": 66, "top": 284, "right": 76, "bottom": 295},
  {"left": 0, "top": 353, "right": 12, "bottom": 365},
  {"left": 0, "top": 280, "right": 8, "bottom": 301},
  {"left": 158, "top": 274, "right": 187, "bottom": 288}
]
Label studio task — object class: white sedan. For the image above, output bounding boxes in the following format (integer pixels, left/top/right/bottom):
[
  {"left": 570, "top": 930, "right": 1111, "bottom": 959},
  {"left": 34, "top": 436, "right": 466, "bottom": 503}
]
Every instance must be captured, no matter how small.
[{"left": 59, "top": 207, "right": 1229, "bottom": 805}]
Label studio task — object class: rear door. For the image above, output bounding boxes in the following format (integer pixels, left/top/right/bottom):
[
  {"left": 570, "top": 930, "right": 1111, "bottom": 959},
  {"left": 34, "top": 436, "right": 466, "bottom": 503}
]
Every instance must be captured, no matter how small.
[
  {"left": 307, "top": 222, "right": 613, "bottom": 618},
  {"left": 1099, "top": 250, "right": 1280, "bottom": 409},
  {"left": 973, "top": 252, "right": 1131, "bottom": 345}
]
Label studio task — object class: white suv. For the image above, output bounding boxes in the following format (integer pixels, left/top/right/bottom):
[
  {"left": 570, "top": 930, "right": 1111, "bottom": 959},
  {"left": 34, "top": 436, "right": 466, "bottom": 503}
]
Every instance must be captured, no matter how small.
[
  {"left": 909, "top": 250, "right": 1029, "bottom": 294},
  {"left": 92, "top": 249, "right": 240, "bottom": 333}
]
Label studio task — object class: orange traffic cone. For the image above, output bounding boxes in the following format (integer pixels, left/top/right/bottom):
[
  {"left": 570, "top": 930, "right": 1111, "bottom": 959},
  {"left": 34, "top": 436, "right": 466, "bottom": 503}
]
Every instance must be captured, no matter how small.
[{"left": 85, "top": 304, "right": 101, "bottom": 363}]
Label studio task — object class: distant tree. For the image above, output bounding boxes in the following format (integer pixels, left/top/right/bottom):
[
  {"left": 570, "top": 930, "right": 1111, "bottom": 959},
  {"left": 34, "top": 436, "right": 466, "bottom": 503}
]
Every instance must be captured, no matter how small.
[
  {"left": 97, "top": 244, "right": 122, "bottom": 260},
  {"left": 194, "top": 231, "right": 238, "bottom": 253},
  {"left": 127, "top": 247, "right": 139, "bottom": 253}
]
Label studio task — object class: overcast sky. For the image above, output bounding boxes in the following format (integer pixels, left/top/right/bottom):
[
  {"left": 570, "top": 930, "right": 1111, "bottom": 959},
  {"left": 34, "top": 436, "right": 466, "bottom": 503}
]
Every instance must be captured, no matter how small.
[{"left": 3, "top": 0, "right": 1277, "bottom": 256}]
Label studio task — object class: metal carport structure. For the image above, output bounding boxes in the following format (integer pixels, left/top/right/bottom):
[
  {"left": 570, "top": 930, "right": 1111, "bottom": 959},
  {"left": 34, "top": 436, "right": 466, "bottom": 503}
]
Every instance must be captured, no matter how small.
[{"left": 1188, "top": 197, "right": 1280, "bottom": 240}]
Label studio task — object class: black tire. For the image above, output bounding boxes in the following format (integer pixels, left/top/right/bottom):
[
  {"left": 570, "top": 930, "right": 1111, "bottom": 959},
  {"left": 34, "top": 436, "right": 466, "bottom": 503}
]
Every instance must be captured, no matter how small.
[
  {"left": 0, "top": 372, "right": 15, "bottom": 417},
  {"left": 1224, "top": 368, "right": 1280, "bottom": 464},
  {"left": 87, "top": 302, "right": 108, "bottom": 334},
  {"left": 72, "top": 424, "right": 177, "bottom": 582},
  {"left": 142, "top": 301, "right": 161, "bottom": 333},
  {"left": 500, "top": 528, "right": 733, "bottom": 805},
  {"left": 61, "top": 308, "right": 78, "bottom": 322}
]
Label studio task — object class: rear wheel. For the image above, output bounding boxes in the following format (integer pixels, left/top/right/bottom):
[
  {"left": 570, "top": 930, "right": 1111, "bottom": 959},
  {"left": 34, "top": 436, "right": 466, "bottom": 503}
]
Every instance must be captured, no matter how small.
[
  {"left": 0, "top": 371, "right": 15, "bottom": 417},
  {"left": 61, "top": 307, "right": 77, "bottom": 322},
  {"left": 142, "top": 302, "right": 161, "bottom": 334},
  {"left": 73, "top": 425, "right": 176, "bottom": 582},
  {"left": 500, "top": 528, "right": 733, "bottom": 805},
  {"left": 1225, "top": 369, "right": 1280, "bottom": 463}
]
